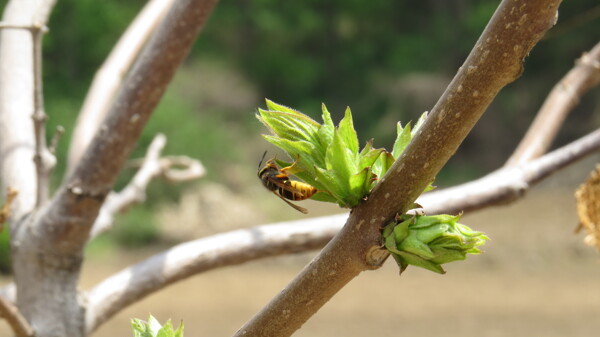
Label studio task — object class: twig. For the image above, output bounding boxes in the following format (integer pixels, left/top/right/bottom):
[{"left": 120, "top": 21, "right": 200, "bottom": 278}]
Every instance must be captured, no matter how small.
[
  {"left": 48, "top": 125, "right": 65, "bottom": 154},
  {"left": 0, "top": 21, "right": 55, "bottom": 206},
  {"left": 0, "top": 1, "right": 57, "bottom": 226},
  {"left": 89, "top": 134, "right": 205, "bottom": 238},
  {"left": 0, "top": 188, "right": 18, "bottom": 229},
  {"left": 30, "top": 23, "right": 54, "bottom": 206},
  {"left": 0, "top": 296, "right": 35, "bottom": 337},
  {"left": 234, "top": 1, "right": 562, "bottom": 336},
  {"left": 67, "top": 0, "right": 176, "bottom": 173},
  {"left": 506, "top": 41, "right": 600, "bottom": 166}
]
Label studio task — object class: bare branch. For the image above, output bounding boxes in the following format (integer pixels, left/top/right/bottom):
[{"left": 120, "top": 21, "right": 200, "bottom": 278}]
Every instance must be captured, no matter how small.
[
  {"left": 67, "top": 0, "right": 176, "bottom": 173},
  {"left": 84, "top": 214, "right": 343, "bottom": 333},
  {"left": 506, "top": 41, "right": 600, "bottom": 166},
  {"left": 419, "top": 128, "right": 600, "bottom": 214},
  {"left": 90, "top": 134, "right": 205, "bottom": 238},
  {"left": 48, "top": 125, "right": 65, "bottom": 155},
  {"left": 30, "top": 23, "right": 53, "bottom": 206},
  {"left": 234, "top": 1, "right": 562, "bottom": 336},
  {"left": 0, "top": 0, "right": 57, "bottom": 223},
  {"left": 0, "top": 296, "right": 34, "bottom": 337}
]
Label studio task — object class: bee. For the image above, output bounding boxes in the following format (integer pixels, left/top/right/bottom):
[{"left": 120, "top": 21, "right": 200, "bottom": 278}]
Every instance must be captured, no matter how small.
[{"left": 257, "top": 151, "right": 317, "bottom": 214}]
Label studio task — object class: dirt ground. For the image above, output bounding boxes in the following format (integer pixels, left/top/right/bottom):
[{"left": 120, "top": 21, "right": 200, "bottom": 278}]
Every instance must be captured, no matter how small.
[{"left": 2, "top": 157, "right": 600, "bottom": 337}]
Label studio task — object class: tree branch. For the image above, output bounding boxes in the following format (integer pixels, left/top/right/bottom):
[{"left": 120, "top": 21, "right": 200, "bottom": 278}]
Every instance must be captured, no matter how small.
[
  {"left": 67, "top": 0, "right": 176, "bottom": 173},
  {"left": 30, "top": 23, "right": 54, "bottom": 206},
  {"left": 84, "top": 214, "right": 343, "bottom": 333},
  {"left": 0, "top": 296, "right": 34, "bottom": 337},
  {"left": 234, "top": 1, "right": 562, "bottom": 336},
  {"left": 506, "top": 41, "right": 600, "bottom": 166},
  {"left": 89, "top": 133, "right": 205, "bottom": 238},
  {"left": 64, "top": 125, "right": 600, "bottom": 333},
  {"left": 31, "top": 0, "right": 218, "bottom": 256},
  {"left": 418, "top": 128, "right": 600, "bottom": 214},
  {"left": 0, "top": 0, "right": 56, "bottom": 223}
]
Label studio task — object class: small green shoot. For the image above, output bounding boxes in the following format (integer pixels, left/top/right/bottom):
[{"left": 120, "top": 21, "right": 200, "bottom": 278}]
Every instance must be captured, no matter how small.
[
  {"left": 257, "top": 99, "right": 429, "bottom": 208},
  {"left": 131, "top": 315, "right": 184, "bottom": 337}
]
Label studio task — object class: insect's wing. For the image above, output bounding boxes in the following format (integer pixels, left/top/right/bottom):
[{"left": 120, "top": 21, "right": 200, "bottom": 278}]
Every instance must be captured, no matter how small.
[
  {"left": 266, "top": 176, "right": 306, "bottom": 198},
  {"left": 271, "top": 191, "right": 308, "bottom": 214}
]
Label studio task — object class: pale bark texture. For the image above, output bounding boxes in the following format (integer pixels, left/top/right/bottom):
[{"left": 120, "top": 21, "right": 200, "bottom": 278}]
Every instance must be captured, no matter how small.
[{"left": 1, "top": 0, "right": 219, "bottom": 336}]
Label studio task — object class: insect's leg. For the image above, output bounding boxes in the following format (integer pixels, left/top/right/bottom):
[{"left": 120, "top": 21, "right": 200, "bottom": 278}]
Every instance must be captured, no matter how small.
[
  {"left": 280, "top": 154, "right": 302, "bottom": 175},
  {"left": 271, "top": 191, "right": 308, "bottom": 214}
]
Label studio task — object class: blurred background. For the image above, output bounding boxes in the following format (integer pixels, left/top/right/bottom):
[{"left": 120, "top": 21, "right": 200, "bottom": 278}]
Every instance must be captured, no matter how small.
[{"left": 0, "top": 0, "right": 600, "bottom": 336}]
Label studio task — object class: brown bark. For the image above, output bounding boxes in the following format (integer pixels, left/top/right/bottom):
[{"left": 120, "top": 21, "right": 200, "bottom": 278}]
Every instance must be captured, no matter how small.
[{"left": 234, "top": 1, "right": 562, "bottom": 336}]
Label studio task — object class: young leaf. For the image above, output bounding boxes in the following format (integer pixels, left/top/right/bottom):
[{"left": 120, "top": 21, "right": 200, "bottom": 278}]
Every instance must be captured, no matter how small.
[
  {"left": 337, "top": 107, "right": 359, "bottom": 155},
  {"left": 392, "top": 121, "right": 412, "bottom": 159}
]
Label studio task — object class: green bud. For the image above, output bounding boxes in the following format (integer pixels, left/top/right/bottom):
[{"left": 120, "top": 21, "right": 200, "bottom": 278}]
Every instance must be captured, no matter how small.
[
  {"left": 383, "top": 214, "right": 488, "bottom": 274},
  {"left": 257, "top": 100, "right": 433, "bottom": 208}
]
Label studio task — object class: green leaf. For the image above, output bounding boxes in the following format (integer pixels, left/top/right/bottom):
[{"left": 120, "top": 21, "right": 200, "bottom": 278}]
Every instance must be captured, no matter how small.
[
  {"left": 394, "top": 251, "right": 445, "bottom": 274},
  {"left": 348, "top": 167, "right": 371, "bottom": 202},
  {"left": 325, "top": 130, "right": 356, "bottom": 185},
  {"left": 257, "top": 109, "right": 320, "bottom": 144},
  {"left": 314, "top": 167, "right": 346, "bottom": 204},
  {"left": 262, "top": 136, "right": 320, "bottom": 170},
  {"left": 371, "top": 151, "right": 395, "bottom": 181},
  {"left": 265, "top": 99, "right": 302, "bottom": 114},
  {"left": 392, "top": 121, "right": 412, "bottom": 159},
  {"left": 338, "top": 106, "right": 359, "bottom": 154},
  {"left": 318, "top": 103, "right": 335, "bottom": 147}
]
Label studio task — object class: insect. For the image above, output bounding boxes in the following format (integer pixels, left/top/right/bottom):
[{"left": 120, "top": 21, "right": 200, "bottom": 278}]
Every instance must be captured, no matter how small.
[{"left": 257, "top": 151, "right": 317, "bottom": 214}]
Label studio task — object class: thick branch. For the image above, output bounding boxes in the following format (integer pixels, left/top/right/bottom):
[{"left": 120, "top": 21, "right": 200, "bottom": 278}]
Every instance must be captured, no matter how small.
[
  {"left": 234, "top": 1, "right": 562, "bottom": 336},
  {"left": 67, "top": 0, "right": 176, "bottom": 172},
  {"left": 506, "top": 41, "right": 600, "bottom": 166},
  {"left": 84, "top": 215, "right": 342, "bottom": 333}
]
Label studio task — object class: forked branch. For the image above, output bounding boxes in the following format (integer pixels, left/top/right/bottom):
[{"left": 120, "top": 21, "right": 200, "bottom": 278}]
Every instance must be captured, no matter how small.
[{"left": 90, "top": 133, "right": 205, "bottom": 238}]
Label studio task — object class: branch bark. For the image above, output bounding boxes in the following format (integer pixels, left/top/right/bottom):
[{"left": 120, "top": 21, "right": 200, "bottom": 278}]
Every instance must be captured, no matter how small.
[
  {"left": 84, "top": 214, "right": 342, "bottom": 333},
  {"left": 506, "top": 41, "right": 600, "bottom": 166},
  {"left": 67, "top": 0, "right": 176, "bottom": 173},
  {"left": 234, "top": 1, "right": 562, "bottom": 336},
  {"left": 82, "top": 125, "right": 600, "bottom": 332},
  {"left": 0, "top": 0, "right": 56, "bottom": 223}
]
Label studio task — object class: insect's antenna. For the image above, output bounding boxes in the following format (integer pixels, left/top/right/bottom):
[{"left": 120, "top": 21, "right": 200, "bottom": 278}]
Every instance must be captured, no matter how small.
[{"left": 258, "top": 150, "right": 268, "bottom": 169}]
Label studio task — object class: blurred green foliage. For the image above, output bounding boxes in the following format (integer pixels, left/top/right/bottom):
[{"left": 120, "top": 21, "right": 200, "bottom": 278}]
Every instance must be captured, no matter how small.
[{"left": 0, "top": 0, "right": 597, "bottom": 257}]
